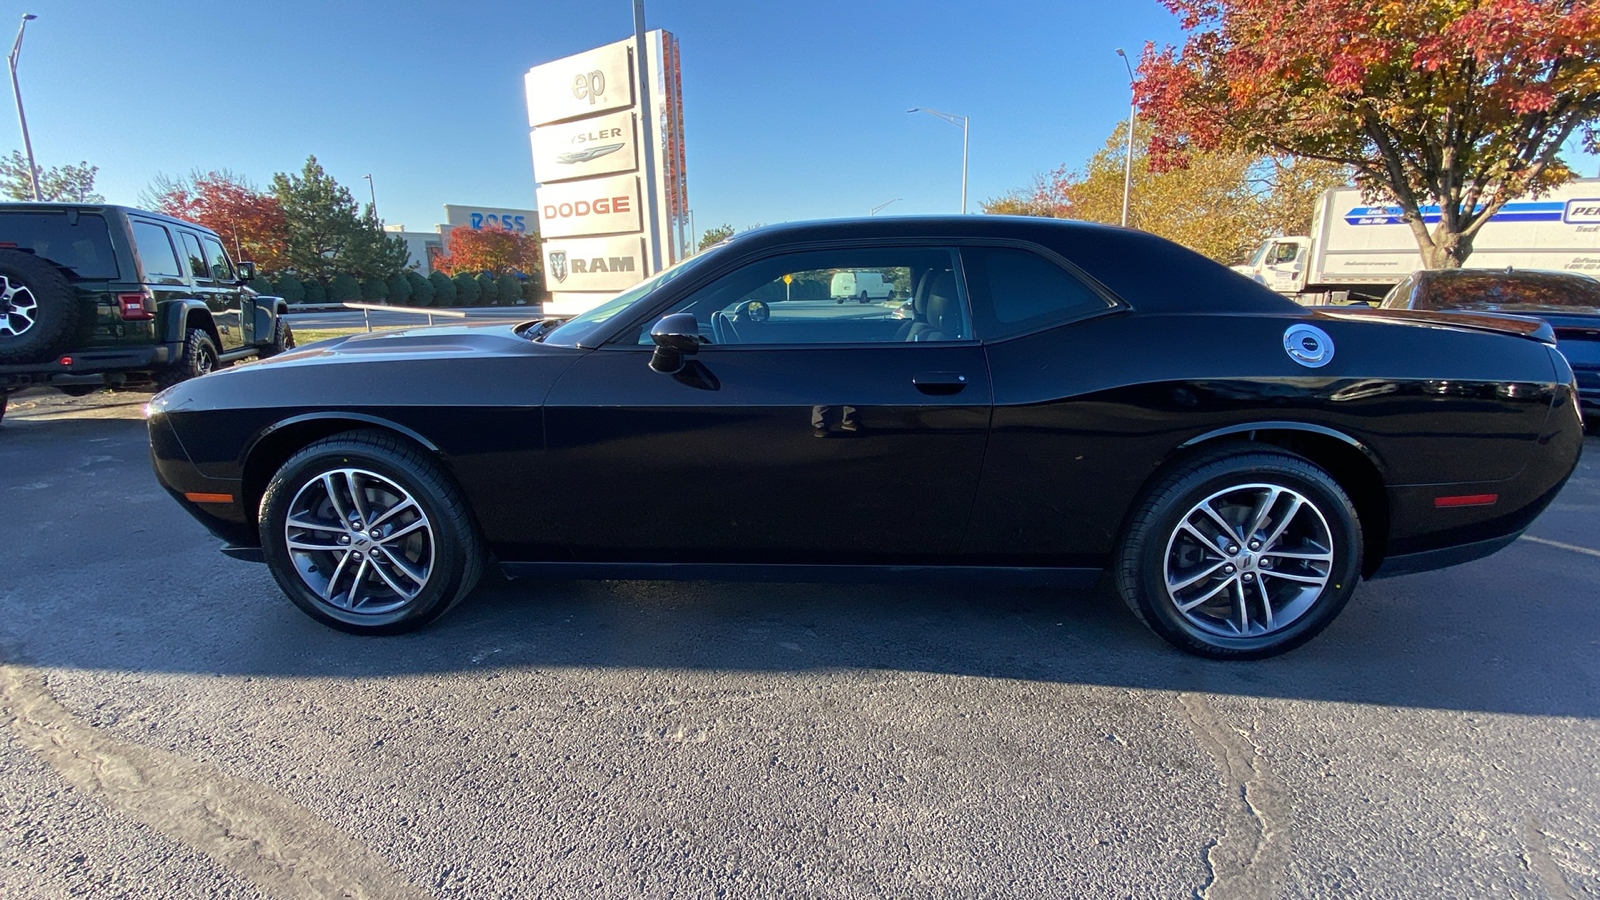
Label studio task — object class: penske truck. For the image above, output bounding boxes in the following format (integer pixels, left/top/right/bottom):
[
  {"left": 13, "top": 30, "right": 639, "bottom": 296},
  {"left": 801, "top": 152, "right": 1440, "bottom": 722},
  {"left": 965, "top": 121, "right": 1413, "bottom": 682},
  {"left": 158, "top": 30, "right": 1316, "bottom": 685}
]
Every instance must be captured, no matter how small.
[{"left": 1232, "top": 179, "right": 1600, "bottom": 303}]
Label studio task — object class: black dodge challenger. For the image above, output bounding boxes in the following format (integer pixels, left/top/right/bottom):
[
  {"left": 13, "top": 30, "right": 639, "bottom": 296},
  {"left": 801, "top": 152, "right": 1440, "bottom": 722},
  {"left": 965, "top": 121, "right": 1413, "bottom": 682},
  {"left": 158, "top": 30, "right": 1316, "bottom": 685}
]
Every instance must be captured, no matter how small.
[{"left": 148, "top": 217, "right": 1585, "bottom": 658}]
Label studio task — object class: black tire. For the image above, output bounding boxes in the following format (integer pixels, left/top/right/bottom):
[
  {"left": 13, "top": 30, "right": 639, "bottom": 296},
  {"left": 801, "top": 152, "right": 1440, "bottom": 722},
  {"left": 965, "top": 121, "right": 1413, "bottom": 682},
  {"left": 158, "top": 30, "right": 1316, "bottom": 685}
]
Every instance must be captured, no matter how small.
[
  {"left": 859, "top": 291, "right": 870, "bottom": 304},
  {"left": 1115, "top": 448, "right": 1362, "bottom": 660},
  {"left": 259, "top": 319, "right": 295, "bottom": 358},
  {"left": 0, "top": 248, "right": 79, "bottom": 364},
  {"left": 835, "top": 297, "right": 844, "bottom": 304},
  {"left": 0, "top": 391, "right": 8, "bottom": 425},
  {"left": 258, "top": 430, "right": 484, "bottom": 635},
  {"left": 157, "top": 327, "right": 219, "bottom": 389}
]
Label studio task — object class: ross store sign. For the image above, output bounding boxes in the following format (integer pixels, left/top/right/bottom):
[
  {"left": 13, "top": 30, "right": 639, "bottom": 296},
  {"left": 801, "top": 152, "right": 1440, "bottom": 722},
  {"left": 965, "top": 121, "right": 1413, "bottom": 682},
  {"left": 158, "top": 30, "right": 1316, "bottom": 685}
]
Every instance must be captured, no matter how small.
[
  {"left": 543, "top": 234, "right": 647, "bottom": 292},
  {"left": 530, "top": 109, "right": 638, "bottom": 183},
  {"left": 524, "top": 41, "right": 634, "bottom": 127},
  {"left": 537, "top": 173, "right": 641, "bottom": 238},
  {"left": 442, "top": 205, "right": 539, "bottom": 233}
]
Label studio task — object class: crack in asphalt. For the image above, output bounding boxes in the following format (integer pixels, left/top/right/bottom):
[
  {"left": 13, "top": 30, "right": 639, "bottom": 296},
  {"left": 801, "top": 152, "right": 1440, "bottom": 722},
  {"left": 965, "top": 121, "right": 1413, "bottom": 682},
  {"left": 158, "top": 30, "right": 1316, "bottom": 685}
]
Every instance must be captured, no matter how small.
[
  {"left": 1178, "top": 693, "right": 1291, "bottom": 900},
  {"left": 0, "top": 660, "right": 429, "bottom": 900}
]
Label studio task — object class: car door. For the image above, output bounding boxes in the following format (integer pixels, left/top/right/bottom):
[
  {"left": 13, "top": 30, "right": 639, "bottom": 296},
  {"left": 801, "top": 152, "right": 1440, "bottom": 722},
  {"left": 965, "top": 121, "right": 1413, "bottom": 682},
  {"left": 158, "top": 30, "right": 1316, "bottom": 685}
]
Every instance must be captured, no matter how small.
[
  {"left": 540, "top": 245, "right": 993, "bottom": 564},
  {"left": 180, "top": 231, "right": 244, "bottom": 351}
]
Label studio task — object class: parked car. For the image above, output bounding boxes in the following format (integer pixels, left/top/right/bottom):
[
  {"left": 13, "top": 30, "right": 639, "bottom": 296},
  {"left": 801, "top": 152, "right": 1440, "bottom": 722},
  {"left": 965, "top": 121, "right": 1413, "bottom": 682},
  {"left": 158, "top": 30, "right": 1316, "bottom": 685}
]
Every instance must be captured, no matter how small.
[
  {"left": 830, "top": 271, "right": 893, "bottom": 303},
  {"left": 1381, "top": 268, "right": 1599, "bottom": 427},
  {"left": 148, "top": 217, "right": 1584, "bottom": 659},
  {"left": 0, "top": 203, "right": 294, "bottom": 420}
]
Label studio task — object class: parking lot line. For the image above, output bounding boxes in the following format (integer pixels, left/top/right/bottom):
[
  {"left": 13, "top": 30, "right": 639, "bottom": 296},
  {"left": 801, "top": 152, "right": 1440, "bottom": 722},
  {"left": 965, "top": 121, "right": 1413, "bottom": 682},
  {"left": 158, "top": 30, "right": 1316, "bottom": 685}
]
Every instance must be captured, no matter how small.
[{"left": 1520, "top": 534, "right": 1600, "bottom": 559}]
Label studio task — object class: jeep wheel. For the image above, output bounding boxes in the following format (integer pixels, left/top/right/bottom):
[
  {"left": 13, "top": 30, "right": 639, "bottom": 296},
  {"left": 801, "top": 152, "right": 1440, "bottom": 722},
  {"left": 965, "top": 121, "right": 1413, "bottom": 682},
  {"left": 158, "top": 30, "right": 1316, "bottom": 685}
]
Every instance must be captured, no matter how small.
[
  {"left": 258, "top": 430, "right": 484, "bottom": 635},
  {"left": 157, "top": 327, "right": 219, "bottom": 389},
  {"left": 0, "top": 248, "right": 80, "bottom": 365},
  {"left": 259, "top": 320, "right": 295, "bottom": 358},
  {"left": 0, "top": 391, "right": 8, "bottom": 425}
]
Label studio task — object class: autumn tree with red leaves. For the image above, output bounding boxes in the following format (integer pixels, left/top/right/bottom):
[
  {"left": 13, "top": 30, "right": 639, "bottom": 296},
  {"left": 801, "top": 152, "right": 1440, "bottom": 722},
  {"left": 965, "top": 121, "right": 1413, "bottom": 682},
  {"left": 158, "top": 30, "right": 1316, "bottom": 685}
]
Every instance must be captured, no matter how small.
[
  {"left": 144, "top": 170, "right": 289, "bottom": 273},
  {"left": 430, "top": 224, "right": 542, "bottom": 277},
  {"left": 1138, "top": 0, "right": 1600, "bottom": 268}
]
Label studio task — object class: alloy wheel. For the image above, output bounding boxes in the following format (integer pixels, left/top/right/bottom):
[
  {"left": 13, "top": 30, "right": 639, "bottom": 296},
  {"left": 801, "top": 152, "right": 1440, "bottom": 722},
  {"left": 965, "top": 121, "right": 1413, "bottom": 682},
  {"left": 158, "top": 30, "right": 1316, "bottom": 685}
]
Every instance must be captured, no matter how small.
[
  {"left": 0, "top": 276, "right": 37, "bottom": 337},
  {"left": 284, "top": 467, "right": 435, "bottom": 614},
  {"left": 1161, "top": 482, "right": 1334, "bottom": 638}
]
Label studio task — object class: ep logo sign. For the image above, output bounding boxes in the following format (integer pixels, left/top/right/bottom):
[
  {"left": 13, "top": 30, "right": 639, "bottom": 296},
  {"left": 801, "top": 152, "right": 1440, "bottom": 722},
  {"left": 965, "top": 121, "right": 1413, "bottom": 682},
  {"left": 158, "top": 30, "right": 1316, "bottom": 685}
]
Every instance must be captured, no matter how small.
[{"left": 571, "top": 70, "right": 605, "bottom": 104}]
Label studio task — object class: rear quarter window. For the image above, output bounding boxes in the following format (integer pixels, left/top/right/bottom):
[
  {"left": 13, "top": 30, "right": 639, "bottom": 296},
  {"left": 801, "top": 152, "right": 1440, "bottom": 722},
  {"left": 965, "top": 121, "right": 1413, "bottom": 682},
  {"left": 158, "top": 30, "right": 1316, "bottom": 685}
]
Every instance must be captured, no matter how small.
[
  {"left": 0, "top": 211, "right": 119, "bottom": 279},
  {"left": 130, "top": 221, "right": 185, "bottom": 283},
  {"left": 962, "top": 246, "right": 1114, "bottom": 340}
]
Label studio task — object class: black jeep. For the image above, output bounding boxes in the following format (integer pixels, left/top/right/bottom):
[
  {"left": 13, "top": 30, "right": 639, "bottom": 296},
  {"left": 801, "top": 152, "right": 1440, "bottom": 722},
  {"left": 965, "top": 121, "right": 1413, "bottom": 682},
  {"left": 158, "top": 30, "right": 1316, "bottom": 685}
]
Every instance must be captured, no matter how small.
[{"left": 0, "top": 203, "right": 293, "bottom": 422}]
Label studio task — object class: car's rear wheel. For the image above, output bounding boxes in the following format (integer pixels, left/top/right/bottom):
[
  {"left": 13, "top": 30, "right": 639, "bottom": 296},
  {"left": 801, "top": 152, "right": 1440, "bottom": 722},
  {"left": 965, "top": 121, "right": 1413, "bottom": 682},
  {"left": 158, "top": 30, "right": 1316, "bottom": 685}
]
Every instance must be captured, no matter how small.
[
  {"left": 1116, "top": 449, "right": 1362, "bottom": 659},
  {"left": 0, "top": 249, "right": 79, "bottom": 364},
  {"left": 259, "top": 320, "right": 295, "bottom": 358},
  {"left": 859, "top": 291, "right": 869, "bottom": 304},
  {"left": 258, "top": 430, "right": 483, "bottom": 634},
  {"left": 157, "top": 327, "right": 219, "bottom": 389}
]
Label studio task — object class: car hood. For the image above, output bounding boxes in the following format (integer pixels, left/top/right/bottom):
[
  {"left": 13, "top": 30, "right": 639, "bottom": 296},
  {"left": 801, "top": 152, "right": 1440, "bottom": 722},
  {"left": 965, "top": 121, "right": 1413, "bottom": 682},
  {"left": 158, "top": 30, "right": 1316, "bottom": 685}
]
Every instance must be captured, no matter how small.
[{"left": 267, "top": 320, "right": 555, "bottom": 366}]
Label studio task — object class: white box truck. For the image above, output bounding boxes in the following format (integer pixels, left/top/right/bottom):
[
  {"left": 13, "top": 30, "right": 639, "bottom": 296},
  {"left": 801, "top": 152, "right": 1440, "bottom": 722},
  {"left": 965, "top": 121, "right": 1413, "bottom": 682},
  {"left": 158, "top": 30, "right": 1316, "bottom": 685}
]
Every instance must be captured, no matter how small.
[{"left": 1233, "top": 178, "right": 1600, "bottom": 303}]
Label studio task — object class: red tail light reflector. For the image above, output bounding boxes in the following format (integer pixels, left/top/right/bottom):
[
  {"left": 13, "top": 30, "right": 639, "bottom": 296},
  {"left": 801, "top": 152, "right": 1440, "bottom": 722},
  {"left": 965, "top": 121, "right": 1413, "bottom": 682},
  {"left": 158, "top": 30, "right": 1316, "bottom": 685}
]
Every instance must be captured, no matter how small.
[
  {"left": 1434, "top": 494, "right": 1498, "bottom": 508},
  {"left": 117, "top": 292, "right": 154, "bottom": 320}
]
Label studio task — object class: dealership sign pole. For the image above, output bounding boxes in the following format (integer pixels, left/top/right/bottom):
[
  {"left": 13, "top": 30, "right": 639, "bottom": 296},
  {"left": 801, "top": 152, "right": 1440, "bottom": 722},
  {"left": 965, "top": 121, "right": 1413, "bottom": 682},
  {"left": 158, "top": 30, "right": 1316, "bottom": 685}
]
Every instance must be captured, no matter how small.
[{"left": 633, "top": 0, "right": 663, "bottom": 274}]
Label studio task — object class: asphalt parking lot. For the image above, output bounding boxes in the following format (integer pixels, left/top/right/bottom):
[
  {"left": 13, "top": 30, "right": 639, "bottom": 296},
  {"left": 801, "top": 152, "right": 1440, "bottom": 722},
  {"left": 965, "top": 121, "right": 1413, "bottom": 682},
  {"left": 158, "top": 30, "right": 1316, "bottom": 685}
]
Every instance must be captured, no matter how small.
[{"left": 1, "top": 388, "right": 1597, "bottom": 899}]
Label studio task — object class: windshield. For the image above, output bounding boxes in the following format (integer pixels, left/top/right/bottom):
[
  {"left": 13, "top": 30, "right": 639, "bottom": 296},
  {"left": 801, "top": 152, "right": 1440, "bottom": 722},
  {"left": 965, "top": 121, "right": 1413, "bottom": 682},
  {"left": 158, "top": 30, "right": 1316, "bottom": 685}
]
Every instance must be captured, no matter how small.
[
  {"left": 1412, "top": 271, "right": 1600, "bottom": 312},
  {"left": 540, "top": 254, "right": 703, "bottom": 346}
]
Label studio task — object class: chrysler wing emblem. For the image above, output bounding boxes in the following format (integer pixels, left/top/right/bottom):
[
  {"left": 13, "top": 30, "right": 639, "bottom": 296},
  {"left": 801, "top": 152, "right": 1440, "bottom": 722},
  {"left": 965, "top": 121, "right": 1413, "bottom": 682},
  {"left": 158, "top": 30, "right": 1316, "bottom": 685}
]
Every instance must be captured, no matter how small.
[
  {"left": 557, "top": 143, "right": 625, "bottom": 164},
  {"left": 550, "top": 251, "right": 568, "bottom": 283}
]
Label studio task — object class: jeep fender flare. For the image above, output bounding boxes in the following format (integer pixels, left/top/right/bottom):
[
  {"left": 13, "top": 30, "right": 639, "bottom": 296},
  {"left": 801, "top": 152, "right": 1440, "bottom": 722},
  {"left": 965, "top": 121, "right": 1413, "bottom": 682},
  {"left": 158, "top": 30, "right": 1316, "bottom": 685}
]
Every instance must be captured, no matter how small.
[
  {"left": 251, "top": 296, "right": 288, "bottom": 342},
  {"left": 164, "top": 300, "right": 221, "bottom": 352}
]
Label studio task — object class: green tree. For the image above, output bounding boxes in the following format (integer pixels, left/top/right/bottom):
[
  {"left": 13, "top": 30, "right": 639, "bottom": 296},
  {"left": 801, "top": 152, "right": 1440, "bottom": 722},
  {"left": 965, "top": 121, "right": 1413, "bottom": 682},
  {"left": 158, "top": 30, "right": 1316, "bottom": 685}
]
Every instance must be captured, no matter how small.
[
  {"left": 496, "top": 273, "right": 523, "bottom": 305},
  {"left": 406, "top": 270, "right": 434, "bottom": 307},
  {"left": 329, "top": 272, "right": 362, "bottom": 302},
  {"left": 476, "top": 272, "right": 499, "bottom": 306},
  {"left": 387, "top": 271, "right": 413, "bottom": 306},
  {"left": 453, "top": 271, "right": 480, "bottom": 306},
  {"left": 520, "top": 272, "right": 545, "bottom": 305},
  {"left": 697, "top": 223, "right": 735, "bottom": 252},
  {"left": 302, "top": 279, "right": 327, "bottom": 305},
  {"left": 273, "top": 274, "right": 306, "bottom": 304},
  {"left": 270, "top": 155, "right": 409, "bottom": 282},
  {"left": 247, "top": 276, "right": 274, "bottom": 296},
  {"left": 429, "top": 270, "right": 456, "bottom": 307},
  {"left": 0, "top": 151, "right": 104, "bottom": 202},
  {"left": 360, "top": 277, "right": 387, "bottom": 303}
]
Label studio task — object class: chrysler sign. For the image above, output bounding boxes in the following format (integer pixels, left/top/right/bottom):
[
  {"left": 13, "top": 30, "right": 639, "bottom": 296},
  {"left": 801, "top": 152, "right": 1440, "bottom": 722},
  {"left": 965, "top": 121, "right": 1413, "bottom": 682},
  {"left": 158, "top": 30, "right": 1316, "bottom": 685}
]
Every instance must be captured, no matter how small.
[{"left": 530, "top": 109, "right": 638, "bottom": 183}]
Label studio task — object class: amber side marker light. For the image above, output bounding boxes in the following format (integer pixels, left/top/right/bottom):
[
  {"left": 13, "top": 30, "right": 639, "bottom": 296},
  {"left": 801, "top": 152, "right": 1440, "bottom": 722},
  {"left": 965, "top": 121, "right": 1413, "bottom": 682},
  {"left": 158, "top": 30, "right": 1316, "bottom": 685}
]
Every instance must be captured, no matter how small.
[
  {"left": 1434, "top": 494, "right": 1498, "bottom": 508},
  {"left": 184, "top": 492, "right": 234, "bottom": 504}
]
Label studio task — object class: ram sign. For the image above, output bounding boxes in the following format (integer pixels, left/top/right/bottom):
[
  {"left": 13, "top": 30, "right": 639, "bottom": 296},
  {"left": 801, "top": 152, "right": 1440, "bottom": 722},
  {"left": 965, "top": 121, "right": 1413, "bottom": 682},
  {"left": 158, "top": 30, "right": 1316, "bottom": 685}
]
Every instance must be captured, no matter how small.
[{"left": 525, "top": 31, "right": 688, "bottom": 315}]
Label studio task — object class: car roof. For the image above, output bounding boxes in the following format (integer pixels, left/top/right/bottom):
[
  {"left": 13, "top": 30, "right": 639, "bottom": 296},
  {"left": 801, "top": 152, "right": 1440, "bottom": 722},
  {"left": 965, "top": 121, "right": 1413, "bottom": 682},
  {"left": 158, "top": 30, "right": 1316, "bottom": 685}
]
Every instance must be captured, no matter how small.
[{"left": 0, "top": 201, "right": 215, "bottom": 235}]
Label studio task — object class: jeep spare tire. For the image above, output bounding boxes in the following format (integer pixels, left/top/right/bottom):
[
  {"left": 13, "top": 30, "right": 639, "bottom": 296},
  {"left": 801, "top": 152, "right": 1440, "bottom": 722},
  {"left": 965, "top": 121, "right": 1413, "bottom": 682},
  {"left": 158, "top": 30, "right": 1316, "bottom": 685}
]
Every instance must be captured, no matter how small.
[{"left": 0, "top": 249, "right": 79, "bottom": 364}]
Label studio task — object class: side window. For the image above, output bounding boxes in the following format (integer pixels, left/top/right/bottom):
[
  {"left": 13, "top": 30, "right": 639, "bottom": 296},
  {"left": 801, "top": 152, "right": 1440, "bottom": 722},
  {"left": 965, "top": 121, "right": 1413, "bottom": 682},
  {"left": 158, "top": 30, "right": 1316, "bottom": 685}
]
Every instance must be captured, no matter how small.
[
  {"left": 201, "top": 236, "right": 235, "bottom": 283},
  {"left": 962, "top": 246, "right": 1115, "bottom": 340},
  {"left": 625, "top": 247, "right": 970, "bottom": 346},
  {"left": 130, "top": 222, "right": 184, "bottom": 283},
  {"left": 180, "top": 232, "right": 209, "bottom": 282}
]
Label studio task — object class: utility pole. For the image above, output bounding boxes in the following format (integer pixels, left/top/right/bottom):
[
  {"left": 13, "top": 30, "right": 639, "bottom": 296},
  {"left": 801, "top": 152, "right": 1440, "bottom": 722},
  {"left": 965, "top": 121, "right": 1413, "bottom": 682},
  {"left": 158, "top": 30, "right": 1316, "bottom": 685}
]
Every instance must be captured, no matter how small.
[
  {"left": 8, "top": 14, "right": 40, "bottom": 202},
  {"left": 1116, "top": 48, "right": 1136, "bottom": 228},
  {"left": 363, "top": 174, "right": 378, "bottom": 222},
  {"left": 907, "top": 108, "right": 968, "bottom": 213}
]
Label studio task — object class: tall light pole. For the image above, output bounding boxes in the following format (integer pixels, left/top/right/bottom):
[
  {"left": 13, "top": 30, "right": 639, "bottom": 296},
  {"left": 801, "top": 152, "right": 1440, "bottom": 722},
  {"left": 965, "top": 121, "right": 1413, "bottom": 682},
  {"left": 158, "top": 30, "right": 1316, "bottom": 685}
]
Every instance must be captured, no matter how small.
[
  {"left": 907, "top": 107, "right": 968, "bottom": 214},
  {"left": 8, "top": 14, "right": 40, "bottom": 202},
  {"left": 363, "top": 174, "right": 378, "bottom": 222},
  {"left": 868, "top": 198, "right": 901, "bottom": 216},
  {"left": 1115, "top": 48, "right": 1136, "bottom": 228}
]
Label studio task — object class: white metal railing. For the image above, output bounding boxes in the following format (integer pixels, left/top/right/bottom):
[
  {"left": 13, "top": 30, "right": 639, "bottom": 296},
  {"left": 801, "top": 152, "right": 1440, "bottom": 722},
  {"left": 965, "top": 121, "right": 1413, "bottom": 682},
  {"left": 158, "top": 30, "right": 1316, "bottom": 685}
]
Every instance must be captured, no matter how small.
[{"left": 341, "top": 302, "right": 471, "bottom": 332}]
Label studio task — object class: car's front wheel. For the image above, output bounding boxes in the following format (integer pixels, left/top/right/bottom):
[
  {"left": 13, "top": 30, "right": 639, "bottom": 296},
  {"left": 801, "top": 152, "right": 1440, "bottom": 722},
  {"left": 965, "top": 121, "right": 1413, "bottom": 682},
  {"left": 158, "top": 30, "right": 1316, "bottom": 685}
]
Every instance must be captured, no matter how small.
[
  {"left": 258, "top": 430, "right": 483, "bottom": 634},
  {"left": 1116, "top": 449, "right": 1362, "bottom": 659}
]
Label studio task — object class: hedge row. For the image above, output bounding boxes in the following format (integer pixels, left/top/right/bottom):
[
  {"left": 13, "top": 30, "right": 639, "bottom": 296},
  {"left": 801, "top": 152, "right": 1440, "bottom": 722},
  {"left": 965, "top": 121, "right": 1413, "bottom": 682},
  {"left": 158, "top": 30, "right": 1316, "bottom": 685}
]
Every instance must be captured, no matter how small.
[{"left": 267, "top": 270, "right": 542, "bottom": 308}]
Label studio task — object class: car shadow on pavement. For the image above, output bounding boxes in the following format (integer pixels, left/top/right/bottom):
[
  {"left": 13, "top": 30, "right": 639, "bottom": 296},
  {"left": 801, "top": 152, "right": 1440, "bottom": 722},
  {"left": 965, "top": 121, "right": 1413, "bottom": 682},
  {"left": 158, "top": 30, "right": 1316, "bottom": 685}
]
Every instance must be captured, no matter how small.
[{"left": 3, "top": 415, "right": 1597, "bottom": 720}]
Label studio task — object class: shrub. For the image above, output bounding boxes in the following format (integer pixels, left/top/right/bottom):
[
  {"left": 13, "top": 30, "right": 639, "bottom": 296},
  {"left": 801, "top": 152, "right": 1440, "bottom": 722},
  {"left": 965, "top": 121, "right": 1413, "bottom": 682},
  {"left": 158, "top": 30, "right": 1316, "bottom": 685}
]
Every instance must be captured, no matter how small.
[
  {"left": 429, "top": 270, "right": 456, "bottom": 307},
  {"left": 273, "top": 274, "right": 306, "bottom": 304},
  {"left": 302, "top": 279, "right": 327, "bottom": 305},
  {"left": 476, "top": 272, "right": 499, "bottom": 306},
  {"left": 453, "top": 271, "right": 479, "bottom": 306},
  {"left": 406, "top": 270, "right": 434, "bottom": 307},
  {"left": 520, "top": 273, "right": 544, "bottom": 305},
  {"left": 387, "top": 271, "right": 413, "bottom": 307},
  {"left": 360, "top": 277, "right": 387, "bottom": 303},
  {"left": 247, "top": 276, "right": 274, "bottom": 296},
  {"left": 329, "top": 273, "right": 361, "bottom": 302},
  {"left": 497, "top": 273, "right": 523, "bottom": 305}
]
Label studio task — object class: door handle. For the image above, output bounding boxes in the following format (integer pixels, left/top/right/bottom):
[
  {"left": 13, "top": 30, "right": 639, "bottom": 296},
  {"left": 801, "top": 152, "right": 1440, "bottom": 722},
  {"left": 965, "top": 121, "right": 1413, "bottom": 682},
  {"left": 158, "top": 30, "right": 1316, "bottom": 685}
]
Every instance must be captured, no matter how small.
[{"left": 912, "top": 372, "right": 968, "bottom": 395}]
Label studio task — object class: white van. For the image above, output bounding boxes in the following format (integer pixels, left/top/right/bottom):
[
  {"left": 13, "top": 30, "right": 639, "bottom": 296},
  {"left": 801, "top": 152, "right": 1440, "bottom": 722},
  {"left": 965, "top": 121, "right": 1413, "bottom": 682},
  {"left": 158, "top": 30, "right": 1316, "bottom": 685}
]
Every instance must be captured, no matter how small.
[{"left": 830, "top": 271, "right": 894, "bottom": 304}]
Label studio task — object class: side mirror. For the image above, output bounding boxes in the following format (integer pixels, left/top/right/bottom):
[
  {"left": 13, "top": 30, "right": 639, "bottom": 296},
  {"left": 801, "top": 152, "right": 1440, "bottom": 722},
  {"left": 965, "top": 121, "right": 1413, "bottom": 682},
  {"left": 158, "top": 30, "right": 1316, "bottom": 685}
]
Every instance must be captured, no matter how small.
[
  {"left": 236, "top": 261, "right": 256, "bottom": 283},
  {"left": 649, "top": 312, "right": 702, "bottom": 374}
]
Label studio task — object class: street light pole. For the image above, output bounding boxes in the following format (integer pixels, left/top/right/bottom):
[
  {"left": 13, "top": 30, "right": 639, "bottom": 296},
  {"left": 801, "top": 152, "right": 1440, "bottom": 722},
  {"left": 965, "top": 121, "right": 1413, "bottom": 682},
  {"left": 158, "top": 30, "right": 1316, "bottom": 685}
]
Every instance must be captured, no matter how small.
[
  {"left": 907, "top": 107, "right": 969, "bottom": 214},
  {"left": 1115, "top": 48, "right": 1136, "bottom": 228},
  {"left": 363, "top": 174, "right": 378, "bottom": 222},
  {"left": 868, "top": 198, "right": 901, "bottom": 216},
  {"left": 8, "top": 14, "right": 40, "bottom": 202}
]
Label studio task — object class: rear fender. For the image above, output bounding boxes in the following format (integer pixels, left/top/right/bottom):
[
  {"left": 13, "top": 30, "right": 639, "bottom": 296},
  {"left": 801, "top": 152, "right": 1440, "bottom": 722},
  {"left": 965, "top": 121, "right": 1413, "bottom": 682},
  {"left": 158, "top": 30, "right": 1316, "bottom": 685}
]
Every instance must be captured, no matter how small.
[{"left": 163, "top": 299, "right": 220, "bottom": 350}]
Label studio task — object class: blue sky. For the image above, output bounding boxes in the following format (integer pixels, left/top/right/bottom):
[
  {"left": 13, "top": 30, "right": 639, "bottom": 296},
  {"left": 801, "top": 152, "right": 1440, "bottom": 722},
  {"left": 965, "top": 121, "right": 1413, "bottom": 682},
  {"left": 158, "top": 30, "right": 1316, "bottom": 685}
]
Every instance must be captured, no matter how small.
[{"left": 8, "top": 0, "right": 1595, "bottom": 241}]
